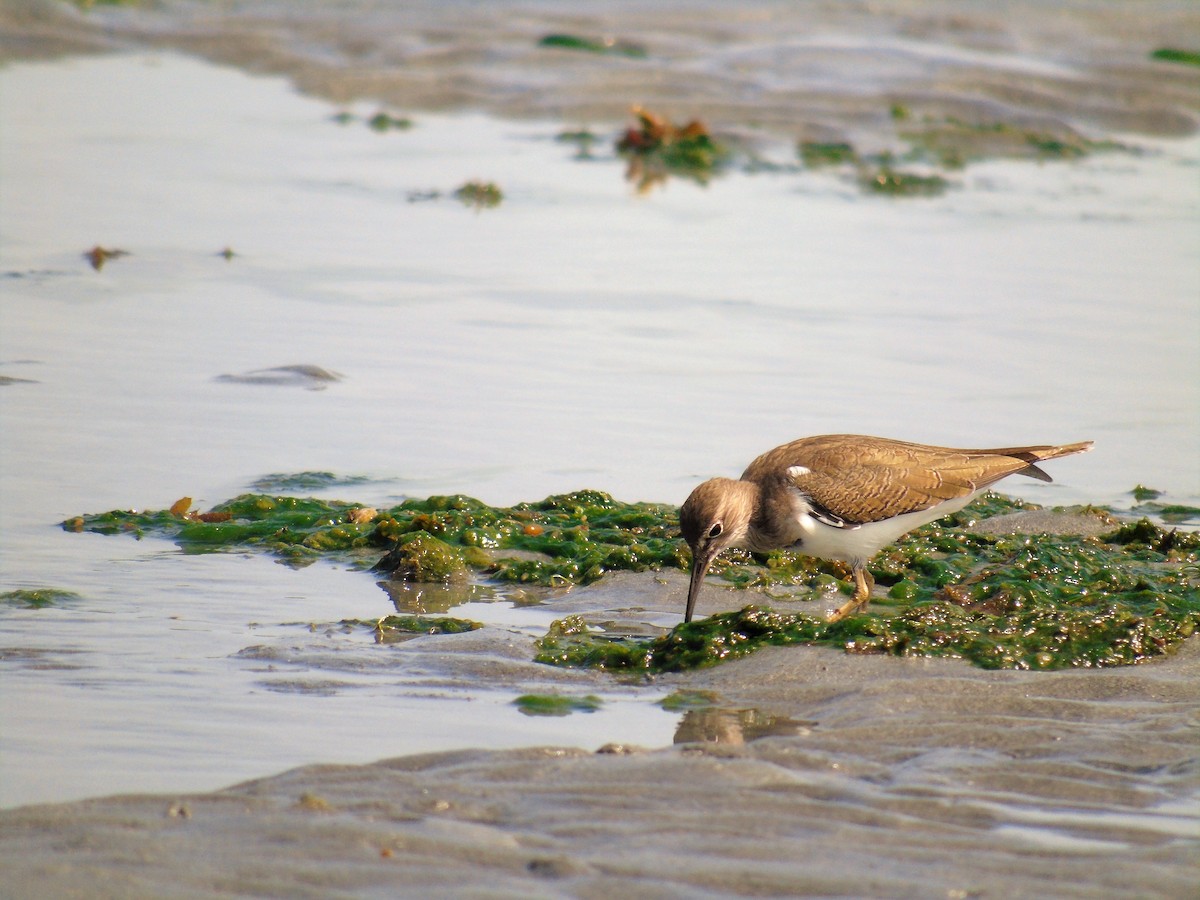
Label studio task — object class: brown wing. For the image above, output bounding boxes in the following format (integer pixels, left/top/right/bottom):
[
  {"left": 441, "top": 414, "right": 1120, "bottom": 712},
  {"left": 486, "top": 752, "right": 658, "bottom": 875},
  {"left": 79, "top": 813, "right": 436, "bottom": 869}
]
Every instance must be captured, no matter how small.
[{"left": 742, "top": 434, "right": 1092, "bottom": 525}]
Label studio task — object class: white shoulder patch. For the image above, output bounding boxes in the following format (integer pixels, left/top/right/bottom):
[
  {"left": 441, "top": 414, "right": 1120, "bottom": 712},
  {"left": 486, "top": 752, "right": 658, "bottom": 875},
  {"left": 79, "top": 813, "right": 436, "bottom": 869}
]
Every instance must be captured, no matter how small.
[{"left": 785, "top": 465, "right": 811, "bottom": 480}]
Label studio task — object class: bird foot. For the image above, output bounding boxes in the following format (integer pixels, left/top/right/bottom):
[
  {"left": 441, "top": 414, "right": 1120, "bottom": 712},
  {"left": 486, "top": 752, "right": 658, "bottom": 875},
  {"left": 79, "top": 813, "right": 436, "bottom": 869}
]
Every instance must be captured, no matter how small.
[
  {"left": 827, "top": 596, "right": 868, "bottom": 622},
  {"left": 827, "top": 567, "right": 874, "bottom": 622}
]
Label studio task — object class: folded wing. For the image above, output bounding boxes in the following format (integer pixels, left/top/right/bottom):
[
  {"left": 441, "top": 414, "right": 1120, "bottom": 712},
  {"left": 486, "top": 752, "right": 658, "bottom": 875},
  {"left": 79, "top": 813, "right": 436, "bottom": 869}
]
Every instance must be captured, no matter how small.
[{"left": 744, "top": 434, "right": 1092, "bottom": 525}]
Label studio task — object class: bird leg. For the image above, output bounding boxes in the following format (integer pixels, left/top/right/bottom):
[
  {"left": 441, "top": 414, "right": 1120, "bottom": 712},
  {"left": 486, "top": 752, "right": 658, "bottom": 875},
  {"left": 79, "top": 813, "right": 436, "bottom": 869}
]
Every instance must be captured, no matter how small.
[{"left": 829, "top": 565, "right": 874, "bottom": 622}]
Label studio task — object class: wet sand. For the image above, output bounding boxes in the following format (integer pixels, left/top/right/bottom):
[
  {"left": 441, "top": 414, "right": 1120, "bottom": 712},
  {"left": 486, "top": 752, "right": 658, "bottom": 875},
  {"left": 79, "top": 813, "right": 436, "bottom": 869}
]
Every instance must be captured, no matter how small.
[
  {"left": 2, "top": 604, "right": 1196, "bottom": 897},
  {"left": 4, "top": 0, "right": 1198, "bottom": 149},
  {"left": 3, "top": 513, "right": 1198, "bottom": 897}
]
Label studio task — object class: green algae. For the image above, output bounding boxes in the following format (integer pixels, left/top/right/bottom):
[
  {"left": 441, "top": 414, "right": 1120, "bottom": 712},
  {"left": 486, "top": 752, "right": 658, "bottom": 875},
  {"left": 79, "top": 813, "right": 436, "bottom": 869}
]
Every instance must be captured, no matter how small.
[
  {"left": 367, "top": 111, "right": 413, "bottom": 133},
  {"left": 795, "top": 141, "right": 951, "bottom": 197},
  {"left": 63, "top": 494, "right": 379, "bottom": 565},
  {"left": 616, "top": 107, "right": 731, "bottom": 189},
  {"left": 64, "top": 490, "right": 1199, "bottom": 670},
  {"left": 63, "top": 489, "right": 682, "bottom": 579},
  {"left": 251, "top": 472, "right": 374, "bottom": 493},
  {"left": 646, "top": 135, "right": 727, "bottom": 172},
  {"left": 899, "top": 116, "right": 1129, "bottom": 169},
  {"left": 1130, "top": 485, "right": 1163, "bottom": 502},
  {"left": 454, "top": 180, "right": 503, "bottom": 209},
  {"left": 1126, "top": 486, "right": 1200, "bottom": 525},
  {"left": 605, "top": 103, "right": 1130, "bottom": 197},
  {"left": 1132, "top": 503, "right": 1200, "bottom": 526},
  {"left": 537, "top": 34, "right": 647, "bottom": 58},
  {"left": 788, "top": 111, "right": 1135, "bottom": 198},
  {"left": 659, "top": 689, "right": 720, "bottom": 711},
  {"left": 535, "top": 520, "right": 1200, "bottom": 672},
  {"left": 860, "top": 165, "right": 949, "bottom": 197},
  {"left": 798, "top": 142, "right": 857, "bottom": 167},
  {"left": 535, "top": 608, "right": 823, "bottom": 672},
  {"left": 1148, "top": 505, "right": 1200, "bottom": 524},
  {"left": 513, "top": 693, "right": 604, "bottom": 716},
  {"left": 556, "top": 129, "right": 599, "bottom": 145},
  {"left": 374, "top": 531, "right": 470, "bottom": 583},
  {"left": 339, "top": 614, "right": 481, "bottom": 643},
  {"left": 1151, "top": 48, "right": 1200, "bottom": 67},
  {"left": 1, "top": 588, "right": 82, "bottom": 609},
  {"left": 556, "top": 128, "right": 600, "bottom": 160},
  {"left": 331, "top": 111, "right": 413, "bottom": 132}
]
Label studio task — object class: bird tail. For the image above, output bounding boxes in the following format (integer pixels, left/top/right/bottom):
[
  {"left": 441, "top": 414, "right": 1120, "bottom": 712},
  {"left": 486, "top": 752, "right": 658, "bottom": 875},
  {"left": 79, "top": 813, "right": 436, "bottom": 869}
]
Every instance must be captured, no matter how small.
[{"left": 975, "top": 441, "right": 1094, "bottom": 483}]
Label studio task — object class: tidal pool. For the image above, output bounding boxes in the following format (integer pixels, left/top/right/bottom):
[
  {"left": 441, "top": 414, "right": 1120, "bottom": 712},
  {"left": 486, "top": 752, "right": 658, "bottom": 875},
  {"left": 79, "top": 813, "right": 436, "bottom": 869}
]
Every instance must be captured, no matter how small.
[{"left": 0, "top": 25, "right": 1197, "bottom": 888}]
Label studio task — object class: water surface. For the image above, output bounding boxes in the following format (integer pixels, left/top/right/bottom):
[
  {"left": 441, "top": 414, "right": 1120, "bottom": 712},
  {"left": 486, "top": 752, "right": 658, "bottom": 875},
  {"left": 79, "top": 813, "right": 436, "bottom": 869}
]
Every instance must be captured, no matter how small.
[{"left": 1, "top": 32, "right": 1197, "bottom": 812}]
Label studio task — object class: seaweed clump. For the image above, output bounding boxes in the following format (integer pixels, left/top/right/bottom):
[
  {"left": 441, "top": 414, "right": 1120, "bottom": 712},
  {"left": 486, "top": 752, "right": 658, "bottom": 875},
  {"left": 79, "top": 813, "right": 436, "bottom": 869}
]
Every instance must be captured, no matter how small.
[
  {"left": 63, "top": 488, "right": 684, "bottom": 582},
  {"left": 367, "top": 111, "right": 413, "bottom": 133},
  {"left": 860, "top": 165, "right": 949, "bottom": 197},
  {"left": 63, "top": 489, "right": 1199, "bottom": 670},
  {"left": 799, "top": 142, "right": 857, "bottom": 167},
  {"left": 535, "top": 520, "right": 1199, "bottom": 672},
  {"left": 454, "top": 180, "right": 503, "bottom": 209},
  {"left": 1, "top": 588, "right": 82, "bottom": 609},
  {"left": 1125, "top": 485, "right": 1200, "bottom": 526},
  {"left": 616, "top": 106, "right": 730, "bottom": 191},
  {"left": 374, "top": 532, "right": 470, "bottom": 583},
  {"left": 1151, "top": 48, "right": 1200, "bottom": 67},
  {"left": 537, "top": 34, "right": 646, "bottom": 58},
  {"left": 338, "top": 614, "right": 482, "bottom": 643},
  {"left": 795, "top": 111, "right": 1131, "bottom": 198},
  {"left": 513, "top": 693, "right": 604, "bottom": 716},
  {"left": 535, "top": 608, "right": 825, "bottom": 672}
]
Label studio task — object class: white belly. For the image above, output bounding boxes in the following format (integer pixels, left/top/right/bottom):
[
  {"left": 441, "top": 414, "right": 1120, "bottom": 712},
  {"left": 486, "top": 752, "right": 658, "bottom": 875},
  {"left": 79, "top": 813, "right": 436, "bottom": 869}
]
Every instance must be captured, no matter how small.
[{"left": 794, "top": 491, "right": 981, "bottom": 566}]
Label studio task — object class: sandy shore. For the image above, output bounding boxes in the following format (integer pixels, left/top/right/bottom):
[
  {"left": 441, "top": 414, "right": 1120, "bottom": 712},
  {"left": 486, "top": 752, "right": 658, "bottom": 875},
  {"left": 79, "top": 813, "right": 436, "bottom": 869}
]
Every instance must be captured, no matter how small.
[
  {"left": 2, "top": 624, "right": 1196, "bottom": 897},
  {"left": 3, "top": 0, "right": 1198, "bottom": 147},
  {"left": 3, "top": 508, "right": 1198, "bottom": 898}
]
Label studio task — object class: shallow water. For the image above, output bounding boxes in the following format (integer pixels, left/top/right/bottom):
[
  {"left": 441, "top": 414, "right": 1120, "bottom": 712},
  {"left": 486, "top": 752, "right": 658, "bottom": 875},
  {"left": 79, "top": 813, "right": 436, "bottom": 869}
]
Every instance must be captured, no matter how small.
[
  {"left": 3, "top": 640, "right": 1197, "bottom": 898},
  {"left": 1, "top": 29, "right": 1198, "bottom": 813}
]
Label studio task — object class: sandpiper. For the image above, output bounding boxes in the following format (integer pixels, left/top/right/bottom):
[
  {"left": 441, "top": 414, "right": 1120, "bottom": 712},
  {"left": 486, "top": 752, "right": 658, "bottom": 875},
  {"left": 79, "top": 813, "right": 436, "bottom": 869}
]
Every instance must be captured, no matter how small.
[{"left": 679, "top": 434, "right": 1093, "bottom": 622}]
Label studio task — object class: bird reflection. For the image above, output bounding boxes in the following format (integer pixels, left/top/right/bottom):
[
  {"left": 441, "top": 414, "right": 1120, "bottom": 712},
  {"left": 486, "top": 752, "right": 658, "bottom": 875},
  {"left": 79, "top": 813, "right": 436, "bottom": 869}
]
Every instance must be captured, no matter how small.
[{"left": 674, "top": 707, "right": 812, "bottom": 745}]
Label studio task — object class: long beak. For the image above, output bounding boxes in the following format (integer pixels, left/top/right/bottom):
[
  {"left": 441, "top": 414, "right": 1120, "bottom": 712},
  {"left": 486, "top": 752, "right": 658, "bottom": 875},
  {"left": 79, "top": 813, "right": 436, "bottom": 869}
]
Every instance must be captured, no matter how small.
[{"left": 684, "top": 546, "right": 717, "bottom": 623}]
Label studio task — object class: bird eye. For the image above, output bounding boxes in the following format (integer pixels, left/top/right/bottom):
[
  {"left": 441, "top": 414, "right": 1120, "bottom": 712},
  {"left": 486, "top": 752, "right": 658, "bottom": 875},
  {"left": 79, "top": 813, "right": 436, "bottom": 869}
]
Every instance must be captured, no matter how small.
[{"left": 708, "top": 523, "right": 723, "bottom": 538}]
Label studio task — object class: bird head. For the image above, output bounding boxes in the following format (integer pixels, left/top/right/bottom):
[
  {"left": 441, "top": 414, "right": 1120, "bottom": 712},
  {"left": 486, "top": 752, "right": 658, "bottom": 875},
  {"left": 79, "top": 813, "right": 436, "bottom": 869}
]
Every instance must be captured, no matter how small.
[{"left": 678, "top": 478, "right": 756, "bottom": 622}]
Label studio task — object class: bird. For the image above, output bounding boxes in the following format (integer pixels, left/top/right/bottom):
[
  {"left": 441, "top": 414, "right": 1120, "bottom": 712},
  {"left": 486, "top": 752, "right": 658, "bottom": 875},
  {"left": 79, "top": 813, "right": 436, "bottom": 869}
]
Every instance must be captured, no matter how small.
[{"left": 678, "top": 434, "right": 1093, "bottom": 623}]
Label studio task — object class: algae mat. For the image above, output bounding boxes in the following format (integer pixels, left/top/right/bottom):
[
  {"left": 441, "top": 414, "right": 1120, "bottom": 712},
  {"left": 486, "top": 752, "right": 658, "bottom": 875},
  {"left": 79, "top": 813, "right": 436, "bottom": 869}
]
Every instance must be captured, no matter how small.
[{"left": 65, "top": 491, "right": 1200, "bottom": 671}]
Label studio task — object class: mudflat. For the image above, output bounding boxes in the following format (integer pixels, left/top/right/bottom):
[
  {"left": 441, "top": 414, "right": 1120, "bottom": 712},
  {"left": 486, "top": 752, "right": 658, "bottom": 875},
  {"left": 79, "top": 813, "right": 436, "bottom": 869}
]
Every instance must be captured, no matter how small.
[{"left": 2, "top": 561, "right": 1197, "bottom": 898}]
